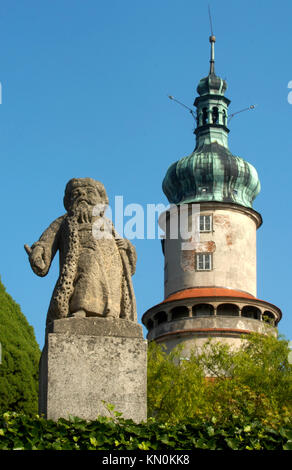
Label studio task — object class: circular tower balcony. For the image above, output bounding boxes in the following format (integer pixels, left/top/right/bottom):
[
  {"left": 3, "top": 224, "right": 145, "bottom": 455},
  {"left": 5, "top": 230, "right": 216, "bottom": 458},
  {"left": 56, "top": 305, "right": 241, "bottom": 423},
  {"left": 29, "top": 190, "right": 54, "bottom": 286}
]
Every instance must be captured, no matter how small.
[{"left": 142, "top": 287, "right": 282, "bottom": 354}]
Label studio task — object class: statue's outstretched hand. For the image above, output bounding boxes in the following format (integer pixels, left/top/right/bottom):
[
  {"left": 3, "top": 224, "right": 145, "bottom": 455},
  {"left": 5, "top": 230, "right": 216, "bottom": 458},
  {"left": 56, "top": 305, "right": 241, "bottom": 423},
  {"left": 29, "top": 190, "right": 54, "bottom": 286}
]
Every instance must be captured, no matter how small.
[{"left": 25, "top": 244, "right": 46, "bottom": 271}]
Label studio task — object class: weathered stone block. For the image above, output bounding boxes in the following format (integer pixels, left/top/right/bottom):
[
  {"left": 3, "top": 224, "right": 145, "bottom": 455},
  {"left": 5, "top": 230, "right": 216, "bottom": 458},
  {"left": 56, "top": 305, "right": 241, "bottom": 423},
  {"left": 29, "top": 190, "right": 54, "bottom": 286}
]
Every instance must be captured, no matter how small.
[{"left": 39, "top": 317, "right": 147, "bottom": 423}]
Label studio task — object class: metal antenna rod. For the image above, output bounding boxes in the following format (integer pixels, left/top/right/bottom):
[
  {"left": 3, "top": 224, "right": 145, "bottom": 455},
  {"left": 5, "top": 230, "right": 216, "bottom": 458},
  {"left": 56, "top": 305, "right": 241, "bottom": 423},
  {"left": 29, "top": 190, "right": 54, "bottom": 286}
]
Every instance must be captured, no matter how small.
[
  {"left": 228, "top": 104, "right": 257, "bottom": 123},
  {"left": 168, "top": 95, "right": 196, "bottom": 120}
]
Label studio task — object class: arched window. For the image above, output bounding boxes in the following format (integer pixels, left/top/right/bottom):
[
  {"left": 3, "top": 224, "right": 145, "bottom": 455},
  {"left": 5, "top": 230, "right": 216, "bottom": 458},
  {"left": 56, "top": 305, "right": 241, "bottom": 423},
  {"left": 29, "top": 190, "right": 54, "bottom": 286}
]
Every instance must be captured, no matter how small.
[
  {"left": 146, "top": 319, "right": 154, "bottom": 330},
  {"left": 212, "top": 107, "right": 219, "bottom": 124},
  {"left": 263, "top": 311, "right": 275, "bottom": 326},
  {"left": 222, "top": 109, "right": 227, "bottom": 126},
  {"left": 193, "top": 303, "right": 214, "bottom": 317},
  {"left": 217, "top": 303, "right": 239, "bottom": 316},
  {"left": 202, "top": 107, "right": 208, "bottom": 125},
  {"left": 154, "top": 311, "right": 167, "bottom": 325},
  {"left": 241, "top": 306, "right": 261, "bottom": 320},
  {"left": 171, "top": 306, "right": 189, "bottom": 321}
]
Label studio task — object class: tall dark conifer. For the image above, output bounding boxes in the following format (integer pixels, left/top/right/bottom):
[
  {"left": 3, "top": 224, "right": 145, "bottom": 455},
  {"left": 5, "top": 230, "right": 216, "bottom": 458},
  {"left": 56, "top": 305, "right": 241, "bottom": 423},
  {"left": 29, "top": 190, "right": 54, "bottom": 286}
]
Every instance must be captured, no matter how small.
[{"left": 0, "top": 278, "right": 40, "bottom": 414}]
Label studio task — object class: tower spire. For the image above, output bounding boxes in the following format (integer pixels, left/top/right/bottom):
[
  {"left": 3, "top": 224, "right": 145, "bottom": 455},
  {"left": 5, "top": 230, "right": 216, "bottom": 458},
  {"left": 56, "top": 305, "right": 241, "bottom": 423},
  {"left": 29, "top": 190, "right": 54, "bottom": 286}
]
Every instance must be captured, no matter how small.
[{"left": 193, "top": 32, "right": 229, "bottom": 149}]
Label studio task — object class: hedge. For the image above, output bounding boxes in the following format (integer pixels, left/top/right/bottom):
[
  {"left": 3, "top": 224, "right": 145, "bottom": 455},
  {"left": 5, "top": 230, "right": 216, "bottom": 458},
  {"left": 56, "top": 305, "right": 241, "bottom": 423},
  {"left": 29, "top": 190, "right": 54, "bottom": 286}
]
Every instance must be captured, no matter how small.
[{"left": 0, "top": 411, "right": 291, "bottom": 451}]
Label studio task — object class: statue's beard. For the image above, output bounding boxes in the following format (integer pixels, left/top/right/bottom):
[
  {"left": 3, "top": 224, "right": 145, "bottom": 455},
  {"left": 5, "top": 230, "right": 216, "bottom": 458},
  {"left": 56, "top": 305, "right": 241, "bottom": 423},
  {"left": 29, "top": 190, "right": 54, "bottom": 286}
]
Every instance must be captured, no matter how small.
[{"left": 70, "top": 199, "right": 93, "bottom": 224}]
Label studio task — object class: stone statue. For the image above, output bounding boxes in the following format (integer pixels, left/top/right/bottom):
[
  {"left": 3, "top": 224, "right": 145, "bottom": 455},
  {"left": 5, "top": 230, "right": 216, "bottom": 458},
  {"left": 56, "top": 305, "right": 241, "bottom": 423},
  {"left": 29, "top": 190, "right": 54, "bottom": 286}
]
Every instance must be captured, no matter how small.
[{"left": 25, "top": 178, "right": 137, "bottom": 325}]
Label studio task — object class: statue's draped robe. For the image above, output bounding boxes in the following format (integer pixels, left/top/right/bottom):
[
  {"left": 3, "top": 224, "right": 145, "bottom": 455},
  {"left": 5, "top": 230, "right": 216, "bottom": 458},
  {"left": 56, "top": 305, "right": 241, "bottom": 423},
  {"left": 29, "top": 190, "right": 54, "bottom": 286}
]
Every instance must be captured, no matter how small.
[{"left": 30, "top": 214, "right": 137, "bottom": 325}]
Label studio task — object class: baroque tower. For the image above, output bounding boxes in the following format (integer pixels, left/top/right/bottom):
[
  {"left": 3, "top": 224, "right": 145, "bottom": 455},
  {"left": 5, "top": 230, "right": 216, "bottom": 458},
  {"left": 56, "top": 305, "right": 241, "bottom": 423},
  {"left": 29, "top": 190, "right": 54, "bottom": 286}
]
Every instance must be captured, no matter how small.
[{"left": 142, "top": 35, "right": 282, "bottom": 354}]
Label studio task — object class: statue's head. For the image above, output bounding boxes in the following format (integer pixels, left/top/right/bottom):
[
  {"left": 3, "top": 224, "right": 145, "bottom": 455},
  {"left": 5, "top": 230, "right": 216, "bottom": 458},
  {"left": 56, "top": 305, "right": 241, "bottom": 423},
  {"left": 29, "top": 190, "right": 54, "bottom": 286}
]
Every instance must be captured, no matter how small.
[{"left": 63, "top": 178, "right": 109, "bottom": 213}]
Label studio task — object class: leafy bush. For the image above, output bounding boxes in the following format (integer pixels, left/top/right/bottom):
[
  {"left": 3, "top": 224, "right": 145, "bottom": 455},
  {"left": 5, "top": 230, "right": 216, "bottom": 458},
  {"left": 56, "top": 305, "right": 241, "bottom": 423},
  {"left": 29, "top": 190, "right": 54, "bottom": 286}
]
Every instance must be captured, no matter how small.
[
  {"left": 147, "top": 334, "right": 292, "bottom": 428},
  {"left": 0, "top": 411, "right": 291, "bottom": 450},
  {"left": 0, "top": 278, "right": 40, "bottom": 414}
]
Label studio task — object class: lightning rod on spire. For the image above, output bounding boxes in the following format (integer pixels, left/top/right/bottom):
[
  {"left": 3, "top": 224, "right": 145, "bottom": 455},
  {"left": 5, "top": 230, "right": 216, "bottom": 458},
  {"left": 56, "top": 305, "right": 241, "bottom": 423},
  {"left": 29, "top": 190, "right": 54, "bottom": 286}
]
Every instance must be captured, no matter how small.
[
  {"left": 208, "top": 5, "right": 216, "bottom": 74},
  {"left": 168, "top": 95, "right": 196, "bottom": 120}
]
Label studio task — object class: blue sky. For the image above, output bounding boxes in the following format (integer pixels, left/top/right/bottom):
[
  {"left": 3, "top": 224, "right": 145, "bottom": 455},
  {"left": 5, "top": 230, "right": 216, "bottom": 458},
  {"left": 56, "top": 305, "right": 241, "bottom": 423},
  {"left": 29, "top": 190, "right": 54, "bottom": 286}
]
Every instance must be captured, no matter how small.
[{"left": 0, "top": 0, "right": 291, "bottom": 349}]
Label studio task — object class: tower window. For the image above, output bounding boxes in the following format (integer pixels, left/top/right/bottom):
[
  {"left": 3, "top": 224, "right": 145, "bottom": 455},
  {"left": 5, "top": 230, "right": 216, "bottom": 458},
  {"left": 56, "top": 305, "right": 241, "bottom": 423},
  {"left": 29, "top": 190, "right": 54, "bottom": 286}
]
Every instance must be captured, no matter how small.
[
  {"left": 199, "top": 215, "right": 212, "bottom": 232},
  {"left": 196, "top": 253, "right": 212, "bottom": 271},
  {"left": 146, "top": 319, "right": 154, "bottom": 330},
  {"left": 193, "top": 303, "right": 214, "bottom": 317},
  {"left": 222, "top": 110, "right": 227, "bottom": 126},
  {"left": 212, "top": 107, "right": 219, "bottom": 124},
  {"left": 154, "top": 311, "right": 167, "bottom": 325},
  {"left": 202, "top": 107, "right": 208, "bottom": 125},
  {"left": 217, "top": 303, "right": 239, "bottom": 316},
  {"left": 263, "top": 311, "right": 275, "bottom": 326},
  {"left": 171, "top": 305, "right": 189, "bottom": 321},
  {"left": 241, "top": 306, "right": 261, "bottom": 320}
]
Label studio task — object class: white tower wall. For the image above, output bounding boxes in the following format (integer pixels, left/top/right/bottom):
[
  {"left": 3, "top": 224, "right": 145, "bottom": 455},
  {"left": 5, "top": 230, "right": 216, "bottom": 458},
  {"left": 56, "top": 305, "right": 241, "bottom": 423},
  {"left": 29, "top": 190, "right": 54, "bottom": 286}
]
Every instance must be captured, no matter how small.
[{"left": 163, "top": 203, "right": 261, "bottom": 299}]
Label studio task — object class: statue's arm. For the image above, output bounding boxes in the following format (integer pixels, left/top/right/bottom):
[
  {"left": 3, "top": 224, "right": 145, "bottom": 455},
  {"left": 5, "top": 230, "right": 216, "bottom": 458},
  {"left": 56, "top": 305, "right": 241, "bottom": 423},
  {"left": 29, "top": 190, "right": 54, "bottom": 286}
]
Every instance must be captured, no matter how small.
[
  {"left": 110, "top": 222, "right": 137, "bottom": 275},
  {"left": 122, "top": 239, "right": 137, "bottom": 275},
  {"left": 25, "top": 215, "right": 65, "bottom": 277}
]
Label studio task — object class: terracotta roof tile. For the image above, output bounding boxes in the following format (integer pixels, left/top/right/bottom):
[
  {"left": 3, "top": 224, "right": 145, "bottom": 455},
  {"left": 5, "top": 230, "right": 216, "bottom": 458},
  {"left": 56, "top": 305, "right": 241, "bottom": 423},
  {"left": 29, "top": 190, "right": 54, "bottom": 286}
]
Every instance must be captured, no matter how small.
[{"left": 162, "top": 288, "right": 255, "bottom": 304}]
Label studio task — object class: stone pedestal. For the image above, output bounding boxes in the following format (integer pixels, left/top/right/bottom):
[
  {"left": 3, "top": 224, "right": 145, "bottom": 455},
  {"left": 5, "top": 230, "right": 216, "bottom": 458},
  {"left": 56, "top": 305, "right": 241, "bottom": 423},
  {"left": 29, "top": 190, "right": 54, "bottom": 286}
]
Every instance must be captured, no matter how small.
[{"left": 39, "top": 317, "right": 147, "bottom": 422}]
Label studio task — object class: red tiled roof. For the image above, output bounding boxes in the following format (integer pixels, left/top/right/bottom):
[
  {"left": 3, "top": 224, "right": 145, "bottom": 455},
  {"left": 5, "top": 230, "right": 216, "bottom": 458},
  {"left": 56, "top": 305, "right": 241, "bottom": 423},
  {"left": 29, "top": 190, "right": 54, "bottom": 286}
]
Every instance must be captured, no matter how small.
[{"left": 162, "top": 288, "right": 255, "bottom": 304}]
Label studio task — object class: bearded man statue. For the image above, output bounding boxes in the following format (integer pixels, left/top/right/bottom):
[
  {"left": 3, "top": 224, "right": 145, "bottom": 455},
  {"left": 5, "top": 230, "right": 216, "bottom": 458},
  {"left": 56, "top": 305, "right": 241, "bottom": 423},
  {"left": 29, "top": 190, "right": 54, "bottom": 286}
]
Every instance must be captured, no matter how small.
[{"left": 25, "top": 178, "right": 137, "bottom": 325}]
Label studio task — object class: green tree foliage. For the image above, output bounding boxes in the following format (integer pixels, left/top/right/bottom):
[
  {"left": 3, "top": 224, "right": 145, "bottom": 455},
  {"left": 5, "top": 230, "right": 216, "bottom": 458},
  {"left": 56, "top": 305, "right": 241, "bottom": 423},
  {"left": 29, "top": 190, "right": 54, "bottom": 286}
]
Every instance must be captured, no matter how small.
[
  {"left": 147, "top": 334, "right": 292, "bottom": 429},
  {"left": 147, "top": 342, "right": 206, "bottom": 422},
  {"left": 0, "top": 278, "right": 40, "bottom": 414}
]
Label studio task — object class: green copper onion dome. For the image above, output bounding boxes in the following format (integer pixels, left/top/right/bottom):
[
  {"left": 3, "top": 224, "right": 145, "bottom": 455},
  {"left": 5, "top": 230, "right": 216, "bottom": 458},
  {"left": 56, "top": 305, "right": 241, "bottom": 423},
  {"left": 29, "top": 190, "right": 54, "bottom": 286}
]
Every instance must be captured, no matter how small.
[
  {"left": 197, "top": 72, "right": 227, "bottom": 96},
  {"left": 162, "top": 142, "right": 260, "bottom": 207},
  {"left": 163, "top": 35, "right": 260, "bottom": 209}
]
